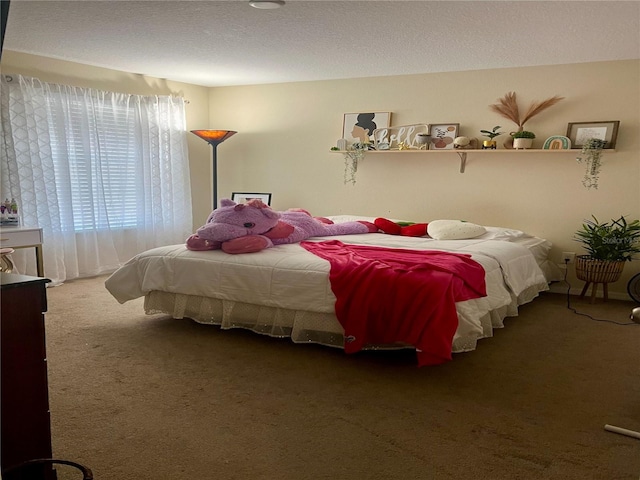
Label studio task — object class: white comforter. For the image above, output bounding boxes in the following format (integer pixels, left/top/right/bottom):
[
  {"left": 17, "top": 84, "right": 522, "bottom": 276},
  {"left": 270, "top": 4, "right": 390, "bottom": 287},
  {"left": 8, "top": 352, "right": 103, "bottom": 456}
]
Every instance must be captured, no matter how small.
[{"left": 105, "top": 231, "right": 551, "bottom": 352}]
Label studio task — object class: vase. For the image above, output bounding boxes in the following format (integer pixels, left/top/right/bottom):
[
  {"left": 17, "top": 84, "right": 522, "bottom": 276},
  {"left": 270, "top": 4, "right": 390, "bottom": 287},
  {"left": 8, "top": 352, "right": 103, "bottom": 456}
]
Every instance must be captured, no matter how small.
[
  {"left": 504, "top": 127, "right": 523, "bottom": 149},
  {"left": 513, "top": 138, "right": 533, "bottom": 149},
  {"left": 482, "top": 140, "right": 497, "bottom": 149},
  {"left": 416, "top": 134, "right": 431, "bottom": 150}
]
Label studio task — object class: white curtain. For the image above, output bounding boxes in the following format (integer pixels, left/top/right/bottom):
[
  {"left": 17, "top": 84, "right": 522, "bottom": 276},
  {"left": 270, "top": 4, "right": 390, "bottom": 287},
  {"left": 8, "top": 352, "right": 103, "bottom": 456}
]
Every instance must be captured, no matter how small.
[{"left": 0, "top": 74, "right": 192, "bottom": 285}]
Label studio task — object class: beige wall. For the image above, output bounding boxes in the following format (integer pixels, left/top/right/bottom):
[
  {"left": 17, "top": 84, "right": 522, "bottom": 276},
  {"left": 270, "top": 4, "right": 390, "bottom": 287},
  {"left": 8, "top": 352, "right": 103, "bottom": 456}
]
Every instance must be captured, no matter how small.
[
  {"left": 2, "top": 52, "right": 639, "bottom": 296},
  {"left": 210, "top": 60, "right": 640, "bottom": 296}
]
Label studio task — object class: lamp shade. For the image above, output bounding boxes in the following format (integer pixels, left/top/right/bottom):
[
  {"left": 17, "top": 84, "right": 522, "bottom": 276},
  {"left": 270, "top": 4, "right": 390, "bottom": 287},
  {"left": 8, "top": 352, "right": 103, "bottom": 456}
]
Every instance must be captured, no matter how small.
[{"left": 191, "top": 130, "right": 237, "bottom": 144}]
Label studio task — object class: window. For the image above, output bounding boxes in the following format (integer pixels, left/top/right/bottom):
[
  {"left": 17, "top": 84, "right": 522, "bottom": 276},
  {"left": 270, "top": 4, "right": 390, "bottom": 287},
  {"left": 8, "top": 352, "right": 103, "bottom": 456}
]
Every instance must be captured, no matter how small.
[
  {"left": 48, "top": 97, "right": 143, "bottom": 231},
  {"left": 1, "top": 74, "right": 192, "bottom": 284}
]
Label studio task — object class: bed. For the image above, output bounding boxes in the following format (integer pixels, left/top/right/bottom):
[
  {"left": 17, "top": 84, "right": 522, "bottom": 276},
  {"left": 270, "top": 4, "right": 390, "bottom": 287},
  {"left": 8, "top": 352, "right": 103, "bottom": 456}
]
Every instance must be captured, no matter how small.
[{"left": 105, "top": 216, "right": 562, "bottom": 364}]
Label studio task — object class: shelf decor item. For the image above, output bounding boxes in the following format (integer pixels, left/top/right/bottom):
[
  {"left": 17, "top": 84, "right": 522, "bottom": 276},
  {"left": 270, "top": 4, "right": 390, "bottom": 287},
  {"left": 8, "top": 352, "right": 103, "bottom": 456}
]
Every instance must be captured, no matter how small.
[
  {"left": 373, "top": 123, "right": 429, "bottom": 150},
  {"left": 480, "top": 126, "right": 503, "bottom": 149},
  {"left": 415, "top": 133, "right": 432, "bottom": 149},
  {"left": 342, "top": 112, "right": 391, "bottom": 145},
  {"left": 574, "top": 215, "right": 640, "bottom": 302},
  {"left": 566, "top": 120, "right": 619, "bottom": 149},
  {"left": 576, "top": 137, "right": 608, "bottom": 189},
  {"left": 542, "top": 135, "right": 571, "bottom": 150},
  {"left": 453, "top": 136, "right": 478, "bottom": 149},
  {"left": 488, "top": 92, "right": 564, "bottom": 148},
  {"left": 511, "top": 130, "right": 536, "bottom": 149},
  {"left": 429, "top": 124, "right": 459, "bottom": 149}
]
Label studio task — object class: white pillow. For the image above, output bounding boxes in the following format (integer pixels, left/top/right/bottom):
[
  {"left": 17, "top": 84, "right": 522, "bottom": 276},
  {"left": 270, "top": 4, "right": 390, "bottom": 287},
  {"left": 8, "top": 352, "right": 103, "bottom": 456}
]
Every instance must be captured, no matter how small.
[
  {"left": 478, "top": 226, "right": 531, "bottom": 241},
  {"left": 427, "top": 219, "right": 487, "bottom": 240}
]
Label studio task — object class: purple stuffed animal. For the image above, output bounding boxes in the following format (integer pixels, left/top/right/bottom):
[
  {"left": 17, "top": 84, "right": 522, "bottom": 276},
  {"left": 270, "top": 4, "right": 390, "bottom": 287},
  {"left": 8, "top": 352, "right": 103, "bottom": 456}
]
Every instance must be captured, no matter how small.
[{"left": 186, "top": 198, "right": 377, "bottom": 254}]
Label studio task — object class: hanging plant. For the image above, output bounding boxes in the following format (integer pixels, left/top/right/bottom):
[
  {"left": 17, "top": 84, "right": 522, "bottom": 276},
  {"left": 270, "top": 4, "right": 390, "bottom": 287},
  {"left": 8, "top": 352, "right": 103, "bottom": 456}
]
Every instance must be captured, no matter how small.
[
  {"left": 576, "top": 138, "right": 607, "bottom": 189},
  {"left": 343, "top": 143, "right": 367, "bottom": 185}
]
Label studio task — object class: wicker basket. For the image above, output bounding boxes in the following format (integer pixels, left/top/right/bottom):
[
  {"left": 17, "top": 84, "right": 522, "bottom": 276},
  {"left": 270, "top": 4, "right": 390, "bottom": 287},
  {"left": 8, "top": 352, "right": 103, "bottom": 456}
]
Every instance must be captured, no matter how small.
[{"left": 575, "top": 255, "right": 626, "bottom": 283}]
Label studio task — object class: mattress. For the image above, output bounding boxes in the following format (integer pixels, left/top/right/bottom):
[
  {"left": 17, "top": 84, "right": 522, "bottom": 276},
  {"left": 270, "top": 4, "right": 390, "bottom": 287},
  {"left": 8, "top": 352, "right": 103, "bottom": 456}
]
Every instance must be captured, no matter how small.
[{"left": 105, "top": 221, "right": 560, "bottom": 355}]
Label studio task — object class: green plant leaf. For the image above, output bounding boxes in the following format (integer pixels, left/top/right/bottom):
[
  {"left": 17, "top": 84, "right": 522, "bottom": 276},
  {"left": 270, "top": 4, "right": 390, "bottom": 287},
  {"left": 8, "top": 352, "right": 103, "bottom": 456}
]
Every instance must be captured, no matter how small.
[{"left": 574, "top": 215, "right": 640, "bottom": 261}]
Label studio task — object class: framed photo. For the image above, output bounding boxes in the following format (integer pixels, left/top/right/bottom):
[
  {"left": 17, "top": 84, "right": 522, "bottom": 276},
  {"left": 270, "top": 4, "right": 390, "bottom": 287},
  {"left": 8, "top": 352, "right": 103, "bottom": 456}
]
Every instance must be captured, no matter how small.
[
  {"left": 342, "top": 112, "right": 391, "bottom": 145},
  {"left": 566, "top": 121, "right": 619, "bottom": 149},
  {"left": 231, "top": 192, "right": 272, "bottom": 205},
  {"left": 429, "top": 123, "right": 460, "bottom": 150}
]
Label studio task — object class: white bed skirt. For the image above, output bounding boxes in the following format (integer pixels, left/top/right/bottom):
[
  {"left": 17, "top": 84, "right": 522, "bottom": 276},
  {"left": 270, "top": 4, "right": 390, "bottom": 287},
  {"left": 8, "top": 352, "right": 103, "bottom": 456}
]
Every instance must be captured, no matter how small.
[{"left": 143, "top": 284, "right": 543, "bottom": 355}]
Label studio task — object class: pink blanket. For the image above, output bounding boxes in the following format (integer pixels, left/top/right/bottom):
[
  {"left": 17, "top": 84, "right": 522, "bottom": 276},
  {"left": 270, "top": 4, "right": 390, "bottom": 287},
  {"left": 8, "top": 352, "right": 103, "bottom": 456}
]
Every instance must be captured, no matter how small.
[{"left": 300, "top": 240, "right": 486, "bottom": 366}]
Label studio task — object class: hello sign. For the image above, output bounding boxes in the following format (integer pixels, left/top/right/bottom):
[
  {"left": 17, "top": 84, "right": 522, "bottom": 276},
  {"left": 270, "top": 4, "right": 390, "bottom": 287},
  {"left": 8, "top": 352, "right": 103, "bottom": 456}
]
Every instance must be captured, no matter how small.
[{"left": 373, "top": 124, "right": 430, "bottom": 150}]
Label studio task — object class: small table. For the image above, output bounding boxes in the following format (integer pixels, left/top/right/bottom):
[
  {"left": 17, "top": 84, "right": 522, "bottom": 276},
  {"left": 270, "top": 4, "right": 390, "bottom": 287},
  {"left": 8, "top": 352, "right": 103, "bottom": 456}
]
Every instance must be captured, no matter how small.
[{"left": 0, "top": 226, "right": 44, "bottom": 277}]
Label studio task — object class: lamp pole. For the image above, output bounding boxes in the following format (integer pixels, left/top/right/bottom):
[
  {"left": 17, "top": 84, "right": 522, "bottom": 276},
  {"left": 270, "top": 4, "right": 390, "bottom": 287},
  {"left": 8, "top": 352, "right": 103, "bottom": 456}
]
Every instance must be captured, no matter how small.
[
  {"left": 211, "top": 142, "right": 219, "bottom": 211},
  {"left": 190, "top": 130, "right": 237, "bottom": 210}
]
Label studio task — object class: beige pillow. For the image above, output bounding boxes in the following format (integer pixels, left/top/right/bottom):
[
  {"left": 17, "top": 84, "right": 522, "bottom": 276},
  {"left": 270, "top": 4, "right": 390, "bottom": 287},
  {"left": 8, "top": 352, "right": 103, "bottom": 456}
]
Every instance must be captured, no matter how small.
[{"left": 427, "top": 219, "right": 487, "bottom": 240}]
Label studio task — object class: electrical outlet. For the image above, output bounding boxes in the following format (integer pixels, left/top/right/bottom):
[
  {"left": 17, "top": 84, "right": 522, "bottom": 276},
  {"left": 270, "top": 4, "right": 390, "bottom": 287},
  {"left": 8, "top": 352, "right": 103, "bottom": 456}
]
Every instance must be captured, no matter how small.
[{"left": 562, "top": 252, "right": 576, "bottom": 264}]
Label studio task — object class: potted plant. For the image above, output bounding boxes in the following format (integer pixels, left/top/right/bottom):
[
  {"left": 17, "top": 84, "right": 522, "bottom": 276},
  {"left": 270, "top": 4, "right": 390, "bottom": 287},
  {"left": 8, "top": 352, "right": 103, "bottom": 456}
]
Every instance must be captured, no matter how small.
[
  {"left": 573, "top": 215, "right": 640, "bottom": 299},
  {"left": 479, "top": 126, "right": 503, "bottom": 149},
  {"left": 576, "top": 137, "right": 608, "bottom": 190},
  {"left": 511, "top": 130, "right": 535, "bottom": 149}
]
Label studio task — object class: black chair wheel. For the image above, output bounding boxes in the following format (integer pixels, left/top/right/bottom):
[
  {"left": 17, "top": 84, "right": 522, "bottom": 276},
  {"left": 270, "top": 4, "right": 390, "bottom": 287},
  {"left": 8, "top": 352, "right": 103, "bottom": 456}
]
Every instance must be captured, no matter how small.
[{"left": 2, "top": 458, "right": 93, "bottom": 480}]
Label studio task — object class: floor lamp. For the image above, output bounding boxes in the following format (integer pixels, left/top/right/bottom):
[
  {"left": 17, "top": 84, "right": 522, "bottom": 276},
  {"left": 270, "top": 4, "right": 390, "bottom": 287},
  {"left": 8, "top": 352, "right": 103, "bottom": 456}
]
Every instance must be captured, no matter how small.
[{"left": 190, "top": 130, "right": 237, "bottom": 209}]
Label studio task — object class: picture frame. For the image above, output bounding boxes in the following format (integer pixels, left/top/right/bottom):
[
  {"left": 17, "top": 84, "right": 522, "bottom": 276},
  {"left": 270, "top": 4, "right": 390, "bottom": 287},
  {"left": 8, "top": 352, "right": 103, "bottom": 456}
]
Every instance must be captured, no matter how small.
[
  {"left": 428, "top": 123, "right": 460, "bottom": 150},
  {"left": 342, "top": 112, "right": 391, "bottom": 145},
  {"left": 566, "top": 121, "right": 620, "bottom": 149},
  {"left": 231, "top": 192, "right": 272, "bottom": 206}
]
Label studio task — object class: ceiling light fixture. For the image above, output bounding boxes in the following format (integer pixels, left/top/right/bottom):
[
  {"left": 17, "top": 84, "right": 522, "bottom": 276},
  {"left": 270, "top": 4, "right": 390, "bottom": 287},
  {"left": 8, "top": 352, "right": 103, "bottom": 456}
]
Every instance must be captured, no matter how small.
[{"left": 249, "top": 0, "right": 285, "bottom": 9}]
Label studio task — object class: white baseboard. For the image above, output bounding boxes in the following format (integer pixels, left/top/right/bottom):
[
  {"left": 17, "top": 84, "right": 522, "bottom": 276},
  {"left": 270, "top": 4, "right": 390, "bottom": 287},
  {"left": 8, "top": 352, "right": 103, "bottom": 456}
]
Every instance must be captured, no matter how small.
[{"left": 547, "top": 281, "right": 631, "bottom": 301}]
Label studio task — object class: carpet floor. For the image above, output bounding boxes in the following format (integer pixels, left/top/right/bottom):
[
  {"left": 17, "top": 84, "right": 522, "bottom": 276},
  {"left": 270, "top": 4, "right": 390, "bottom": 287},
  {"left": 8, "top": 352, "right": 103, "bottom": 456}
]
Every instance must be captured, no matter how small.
[{"left": 42, "top": 274, "right": 640, "bottom": 480}]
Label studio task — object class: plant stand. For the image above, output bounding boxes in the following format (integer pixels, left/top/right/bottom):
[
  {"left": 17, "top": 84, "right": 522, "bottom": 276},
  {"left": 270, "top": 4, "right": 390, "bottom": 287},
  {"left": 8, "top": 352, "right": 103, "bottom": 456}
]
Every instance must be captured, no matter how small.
[
  {"left": 579, "top": 281, "right": 611, "bottom": 304},
  {"left": 575, "top": 255, "right": 625, "bottom": 303}
]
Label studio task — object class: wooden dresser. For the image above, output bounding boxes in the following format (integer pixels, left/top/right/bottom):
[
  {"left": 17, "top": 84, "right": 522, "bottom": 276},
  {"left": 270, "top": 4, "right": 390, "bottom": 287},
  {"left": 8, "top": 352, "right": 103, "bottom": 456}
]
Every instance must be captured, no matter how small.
[{"left": 1, "top": 272, "right": 55, "bottom": 479}]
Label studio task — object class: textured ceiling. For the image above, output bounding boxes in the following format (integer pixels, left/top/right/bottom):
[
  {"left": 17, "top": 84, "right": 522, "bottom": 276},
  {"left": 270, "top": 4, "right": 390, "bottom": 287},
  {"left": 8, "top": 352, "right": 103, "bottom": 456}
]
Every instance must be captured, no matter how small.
[{"left": 3, "top": 0, "right": 640, "bottom": 87}]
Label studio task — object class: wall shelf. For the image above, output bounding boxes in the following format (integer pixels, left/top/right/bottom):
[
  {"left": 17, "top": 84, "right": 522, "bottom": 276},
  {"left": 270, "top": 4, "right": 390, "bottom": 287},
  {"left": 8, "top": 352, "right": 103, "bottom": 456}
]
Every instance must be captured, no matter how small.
[{"left": 331, "top": 148, "right": 615, "bottom": 173}]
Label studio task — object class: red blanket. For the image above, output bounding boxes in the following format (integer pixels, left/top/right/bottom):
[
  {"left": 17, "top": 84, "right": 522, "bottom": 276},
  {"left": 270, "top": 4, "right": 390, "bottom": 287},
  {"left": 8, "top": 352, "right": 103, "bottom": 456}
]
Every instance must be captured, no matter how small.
[{"left": 300, "top": 240, "right": 486, "bottom": 366}]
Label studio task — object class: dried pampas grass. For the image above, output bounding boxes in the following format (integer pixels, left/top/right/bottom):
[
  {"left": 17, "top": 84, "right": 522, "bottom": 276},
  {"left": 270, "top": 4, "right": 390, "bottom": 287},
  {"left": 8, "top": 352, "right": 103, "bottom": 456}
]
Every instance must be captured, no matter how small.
[
  {"left": 489, "top": 91, "right": 520, "bottom": 126},
  {"left": 521, "top": 95, "right": 565, "bottom": 125},
  {"left": 489, "top": 92, "right": 564, "bottom": 128}
]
